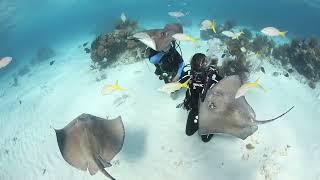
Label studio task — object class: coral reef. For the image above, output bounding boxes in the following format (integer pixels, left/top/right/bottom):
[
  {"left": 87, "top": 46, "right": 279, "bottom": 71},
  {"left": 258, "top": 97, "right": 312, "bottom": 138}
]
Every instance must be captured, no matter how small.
[
  {"left": 90, "top": 18, "right": 146, "bottom": 69},
  {"left": 207, "top": 38, "right": 223, "bottom": 58},
  {"left": 222, "top": 19, "right": 237, "bottom": 31},
  {"left": 249, "top": 34, "right": 275, "bottom": 56},
  {"left": 218, "top": 28, "right": 255, "bottom": 81},
  {"left": 241, "top": 28, "right": 253, "bottom": 40},
  {"left": 225, "top": 32, "right": 250, "bottom": 57},
  {"left": 200, "top": 30, "right": 214, "bottom": 41},
  {"left": 203, "top": 20, "right": 320, "bottom": 88},
  {"left": 113, "top": 19, "right": 139, "bottom": 32},
  {"left": 217, "top": 56, "right": 251, "bottom": 82},
  {"left": 273, "top": 37, "right": 320, "bottom": 83}
]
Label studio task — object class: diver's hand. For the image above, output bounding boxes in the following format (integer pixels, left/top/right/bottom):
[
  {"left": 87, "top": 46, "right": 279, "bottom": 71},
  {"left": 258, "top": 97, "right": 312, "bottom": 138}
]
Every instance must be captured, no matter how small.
[{"left": 171, "top": 74, "right": 180, "bottom": 82}]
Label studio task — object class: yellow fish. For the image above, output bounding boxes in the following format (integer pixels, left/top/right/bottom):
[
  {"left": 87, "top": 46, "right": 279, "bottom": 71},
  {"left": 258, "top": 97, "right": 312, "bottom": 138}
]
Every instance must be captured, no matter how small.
[
  {"left": 172, "top": 33, "right": 198, "bottom": 43},
  {"left": 158, "top": 79, "right": 189, "bottom": 94},
  {"left": 232, "top": 31, "right": 244, "bottom": 40},
  {"left": 101, "top": 80, "right": 127, "bottom": 95},
  {"left": 261, "top": 27, "right": 287, "bottom": 37},
  {"left": 235, "top": 77, "right": 265, "bottom": 99},
  {"left": 201, "top": 19, "right": 217, "bottom": 33}
]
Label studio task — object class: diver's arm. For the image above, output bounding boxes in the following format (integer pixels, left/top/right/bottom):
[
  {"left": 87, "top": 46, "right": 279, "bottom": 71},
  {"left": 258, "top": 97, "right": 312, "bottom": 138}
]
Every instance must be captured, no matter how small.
[
  {"left": 171, "top": 61, "right": 185, "bottom": 82},
  {"left": 177, "top": 61, "right": 185, "bottom": 78},
  {"left": 149, "top": 52, "right": 165, "bottom": 64}
]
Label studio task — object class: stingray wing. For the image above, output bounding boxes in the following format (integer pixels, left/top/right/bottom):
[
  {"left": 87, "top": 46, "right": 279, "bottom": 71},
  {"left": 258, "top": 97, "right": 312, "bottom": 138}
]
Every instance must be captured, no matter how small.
[
  {"left": 141, "top": 24, "right": 182, "bottom": 52},
  {"left": 55, "top": 113, "right": 125, "bottom": 179},
  {"left": 145, "top": 29, "right": 173, "bottom": 52},
  {"left": 55, "top": 116, "right": 89, "bottom": 171},
  {"left": 99, "top": 116, "right": 125, "bottom": 163},
  {"left": 82, "top": 115, "right": 125, "bottom": 165},
  {"left": 133, "top": 32, "right": 157, "bottom": 51},
  {"left": 198, "top": 75, "right": 258, "bottom": 140}
]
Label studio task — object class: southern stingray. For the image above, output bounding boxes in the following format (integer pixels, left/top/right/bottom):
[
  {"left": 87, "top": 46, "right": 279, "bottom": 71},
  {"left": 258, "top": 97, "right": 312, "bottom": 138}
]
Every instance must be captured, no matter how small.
[
  {"left": 54, "top": 113, "right": 125, "bottom": 180},
  {"left": 198, "top": 75, "right": 294, "bottom": 140},
  {"left": 133, "top": 23, "right": 183, "bottom": 51}
]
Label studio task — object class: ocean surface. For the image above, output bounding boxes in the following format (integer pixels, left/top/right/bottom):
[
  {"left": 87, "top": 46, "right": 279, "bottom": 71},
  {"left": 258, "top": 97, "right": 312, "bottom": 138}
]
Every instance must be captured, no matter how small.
[{"left": 1, "top": 0, "right": 320, "bottom": 180}]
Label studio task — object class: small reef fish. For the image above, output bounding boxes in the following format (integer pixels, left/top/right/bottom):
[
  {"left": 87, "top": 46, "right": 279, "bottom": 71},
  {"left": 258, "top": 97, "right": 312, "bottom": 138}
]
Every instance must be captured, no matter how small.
[
  {"left": 240, "top": 47, "right": 247, "bottom": 53},
  {"left": 222, "top": 31, "right": 234, "bottom": 37},
  {"left": 232, "top": 31, "right": 244, "bottom": 39},
  {"left": 101, "top": 80, "right": 127, "bottom": 95},
  {"left": 235, "top": 77, "right": 265, "bottom": 99},
  {"left": 261, "top": 27, "right": 287, "bottom": 37},
  {"left": 0, "top": 56, "right": 12, "bottom": 69},
  {"left": 201, "top": 19, "right": 217, "bottom": 33},
  {"left": 133, "top": 32, "right": 157, "bottom": 50},
  {"left": 158, "top": 79, "right": 189, "bottom": 94},
  {"left": 172, "top": 33, "right": 198, "bottom": 43},
  {"left": 121, "top": 12, "right": 126, "bottom": 23},
  {"left": 168, "top": 11, "right": 186, "bottom": 18}
]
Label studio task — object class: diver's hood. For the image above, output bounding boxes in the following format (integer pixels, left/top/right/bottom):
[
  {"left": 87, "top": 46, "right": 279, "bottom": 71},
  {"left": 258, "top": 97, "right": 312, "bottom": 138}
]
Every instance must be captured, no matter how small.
[
  {"left": 135, "top": 23, "right": 183, "bottom": 51},
  {"left": 192, "top": 57, "right": 214, "bottom": 74}
]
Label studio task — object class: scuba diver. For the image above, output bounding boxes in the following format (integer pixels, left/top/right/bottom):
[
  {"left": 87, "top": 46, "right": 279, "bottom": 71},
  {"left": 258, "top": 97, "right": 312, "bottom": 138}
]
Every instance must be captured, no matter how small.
[
  {"left": 133, "top": 23, "right": 185, "bottom": 83},
  {"left": 179, "top": 53, "right": 223, "bottom": 142},
  {"left": 147, "top": 41, "right": 185, "bottom": 83}
]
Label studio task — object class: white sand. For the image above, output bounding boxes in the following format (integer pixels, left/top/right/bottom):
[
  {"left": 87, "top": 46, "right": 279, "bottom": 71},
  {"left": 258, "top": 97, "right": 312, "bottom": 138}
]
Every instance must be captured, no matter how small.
[{"left": 0, "top": 25, "right": 320, "bottom": 180}]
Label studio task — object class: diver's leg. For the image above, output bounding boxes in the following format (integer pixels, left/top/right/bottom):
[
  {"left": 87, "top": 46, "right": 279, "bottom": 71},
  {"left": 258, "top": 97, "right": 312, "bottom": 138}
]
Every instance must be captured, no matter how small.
[
  {"left": 201, "top": 134, "right": 214, "bottom": 143},
  {"left": 185, "top": 109, "right": 199, "bottom": 136}
]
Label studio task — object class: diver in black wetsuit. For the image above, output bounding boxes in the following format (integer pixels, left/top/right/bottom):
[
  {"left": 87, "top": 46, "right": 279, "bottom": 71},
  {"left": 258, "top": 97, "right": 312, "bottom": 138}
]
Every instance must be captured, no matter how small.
[
  {"left": 147, "top": 41, "right": 185, "bottom": 83},
  {"left": 179, "top": 53, "right": 223, "bottom": 142}
]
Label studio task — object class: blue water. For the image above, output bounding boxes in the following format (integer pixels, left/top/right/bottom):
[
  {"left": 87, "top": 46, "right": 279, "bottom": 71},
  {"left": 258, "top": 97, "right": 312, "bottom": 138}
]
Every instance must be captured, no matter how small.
[
  {"left": 1, "top": 0, "right": 320, "bottom": 61},
  {"left": 1, "top": 0, "right": 320, "bottom": 179}
]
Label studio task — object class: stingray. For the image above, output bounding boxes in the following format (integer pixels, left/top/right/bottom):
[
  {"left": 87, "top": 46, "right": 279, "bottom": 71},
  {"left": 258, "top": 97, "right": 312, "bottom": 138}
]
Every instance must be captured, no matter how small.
[
  {"left": 54, "top": 113, "right": 125, "bottom": 180},
  {"left": 198, "top": 75, "right": 294, "bottom": 140},
  {"left": 135, "top": 23, "right": 183, "bottom": 51}
]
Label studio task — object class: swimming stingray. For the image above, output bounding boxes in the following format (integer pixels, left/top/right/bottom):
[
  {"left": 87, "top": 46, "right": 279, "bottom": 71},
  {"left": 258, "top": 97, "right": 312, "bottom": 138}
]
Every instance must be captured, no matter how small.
[
  {"left": 54, "top": 113, "right": 125, "bottom": 180},
  {"left": 134, "top": 23, "right": 183, "bottom": 51},
  {"left": 198, "top": 75, "right": 294, "bottom": 140}
]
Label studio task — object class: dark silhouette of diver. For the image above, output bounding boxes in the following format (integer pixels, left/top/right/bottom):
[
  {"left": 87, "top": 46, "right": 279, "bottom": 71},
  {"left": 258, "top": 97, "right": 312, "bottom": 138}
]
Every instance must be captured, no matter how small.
[
  {"left": 147, "top": 41, "right": 185, "bottom": 83},
  {"left": 179, "top": 53, "right": 223, "bottom": 142}
]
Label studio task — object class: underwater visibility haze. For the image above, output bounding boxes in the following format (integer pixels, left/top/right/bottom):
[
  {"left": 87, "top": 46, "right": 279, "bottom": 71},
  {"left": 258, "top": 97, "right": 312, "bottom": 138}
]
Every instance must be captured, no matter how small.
[{"left": 1, "top": 0, "right": 320, "bottom": 180}]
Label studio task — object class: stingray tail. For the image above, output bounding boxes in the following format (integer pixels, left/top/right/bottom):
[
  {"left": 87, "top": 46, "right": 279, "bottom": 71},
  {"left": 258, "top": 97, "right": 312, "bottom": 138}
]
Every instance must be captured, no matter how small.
[
  {"left": 254, "top": 105, "right": 295, "bottom": 125},
  {"left": 95, "top": 156, "right": 116, "bottom": 180},
  {"left": 100, "top": 168, "right": 116, "bottom": 180}
]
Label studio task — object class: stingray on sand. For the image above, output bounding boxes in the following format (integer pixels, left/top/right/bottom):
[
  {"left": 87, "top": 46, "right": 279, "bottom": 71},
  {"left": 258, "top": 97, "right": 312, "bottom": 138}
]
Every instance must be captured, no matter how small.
[
  {"left": 198, "top": 75, "right": 294, "bottom": 140},
  {"left": 54, "top": 113, "right": 125, "bottom": 180}
]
